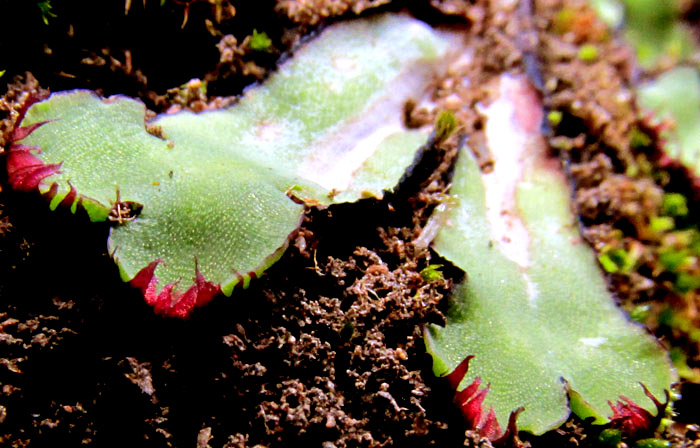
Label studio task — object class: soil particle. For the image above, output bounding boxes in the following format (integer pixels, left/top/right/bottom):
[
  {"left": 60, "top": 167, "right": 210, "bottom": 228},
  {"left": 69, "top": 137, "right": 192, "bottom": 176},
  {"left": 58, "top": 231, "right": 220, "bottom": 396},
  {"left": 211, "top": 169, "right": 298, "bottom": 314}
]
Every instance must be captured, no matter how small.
[
  {"left": 428, "top": 0, "right": 484, "bottom": 21},
  {"left": 275, "top": 0, "right": 392, "bottom": 26},
  {"left": 80, "top": 48, "right": 149, "bottom": 93},
  {"left": 209, "top": 228, "right": 453, "bottom": 447},
  {"left": 0, "top": 213, "right": 12, "bottom": 237},
  {"left": 123, "top": 357, "right": 157, "bottom": 401},
  {"left": 212, "top": 34, "right": 269, "bottom": 79},
  {"left": 197, "top": 426, "right": 214, "bottom": 448},
  {"left": 575, "top": 173, "right": 663, "bottom": 226}
]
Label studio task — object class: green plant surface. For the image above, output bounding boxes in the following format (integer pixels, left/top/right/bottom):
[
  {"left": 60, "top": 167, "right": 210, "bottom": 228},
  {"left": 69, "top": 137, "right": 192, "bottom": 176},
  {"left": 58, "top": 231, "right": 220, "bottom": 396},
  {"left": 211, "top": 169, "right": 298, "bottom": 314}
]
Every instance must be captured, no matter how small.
[
  {"left": 425, "top": 75, "right": 674, "bottom": 435},
  {"left": 623, "top": 0, "right": 694, "bottom": 69},
  {"left": 637, "top": 67, "right": 700, "bottom": 177},
  {"left": 590, "top": 0, "right": 694, "bottom": 69},
  {"left": 588, "top": 1, "right": 700, "bottom": 178},
  {"left": 9, "top": 14, "right": 458, "bottom": 316}
]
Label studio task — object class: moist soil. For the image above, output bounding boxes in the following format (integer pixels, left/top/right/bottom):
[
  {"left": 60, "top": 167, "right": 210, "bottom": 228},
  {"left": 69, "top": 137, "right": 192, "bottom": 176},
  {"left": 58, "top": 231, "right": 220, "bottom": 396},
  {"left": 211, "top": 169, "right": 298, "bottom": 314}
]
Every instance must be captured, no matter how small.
[{"left": 1, "top": 1, "right": 699, "bottom": 447}]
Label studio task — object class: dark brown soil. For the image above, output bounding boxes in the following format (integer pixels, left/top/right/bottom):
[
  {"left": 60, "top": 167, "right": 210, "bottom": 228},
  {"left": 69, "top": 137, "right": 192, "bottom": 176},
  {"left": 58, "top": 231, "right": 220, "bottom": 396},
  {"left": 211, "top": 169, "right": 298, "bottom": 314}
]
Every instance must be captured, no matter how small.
[
  {"left": 0, "top": 184, "right": 462, "bottom": 447},
  {"left": 1, "top": 1, "right": 699, "bottom": 447}
]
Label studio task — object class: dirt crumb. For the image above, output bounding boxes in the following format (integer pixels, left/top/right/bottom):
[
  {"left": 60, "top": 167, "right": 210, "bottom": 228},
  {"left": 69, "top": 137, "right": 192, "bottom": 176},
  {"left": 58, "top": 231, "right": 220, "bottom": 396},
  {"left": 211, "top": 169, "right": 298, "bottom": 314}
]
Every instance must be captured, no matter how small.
[
  {"left": 123, "top": 357, "right": 157, "bottom": 401},
  {"left": 197, "top": 426, "right": 214, "bottom": 448},
  {"left": 276, "top": 0, "right": 392, "bottom": 26}
]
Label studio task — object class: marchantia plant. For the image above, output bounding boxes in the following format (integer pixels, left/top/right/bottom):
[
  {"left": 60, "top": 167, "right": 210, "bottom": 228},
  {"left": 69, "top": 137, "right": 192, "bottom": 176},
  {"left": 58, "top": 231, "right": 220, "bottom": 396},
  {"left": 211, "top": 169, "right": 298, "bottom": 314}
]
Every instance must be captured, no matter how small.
[
  {"left": 7, "top": 14, "right": 459, "bottom": 318},
  {"left": 424, "top": 74, "right": 674, "bottom": 439},
  {"left": 5, "top": 10, "right": 675, "bottom": 442}
]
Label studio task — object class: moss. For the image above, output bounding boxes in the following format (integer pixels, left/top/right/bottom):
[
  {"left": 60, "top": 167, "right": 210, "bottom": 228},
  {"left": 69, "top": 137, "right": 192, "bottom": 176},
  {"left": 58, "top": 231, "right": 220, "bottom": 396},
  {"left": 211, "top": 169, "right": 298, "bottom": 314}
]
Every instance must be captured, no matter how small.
[
  {"left": 577, "top": 44, "right": 598, "bottom": 61},
  {"left": 661, "top": 193, "right": 688, "bottom": 217},
  {"left": 249, "top": 29, "right": 272, "bottom": 51},
  {"left": 547, "top": 110, "right": 563, "bottom": 127}
]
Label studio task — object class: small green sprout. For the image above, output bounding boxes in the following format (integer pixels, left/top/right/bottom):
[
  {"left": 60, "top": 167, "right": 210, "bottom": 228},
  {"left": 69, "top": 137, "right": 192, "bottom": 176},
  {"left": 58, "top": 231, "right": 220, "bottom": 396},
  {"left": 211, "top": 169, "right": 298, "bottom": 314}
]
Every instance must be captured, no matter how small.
[
  {"left": 658, "top": 250, "right": 690, "bottom": 272},
  {"left": 420, "top": 264, "right": 444, "bottom": 283},
  {"left": 649, "top": 216, "right": 675, "bottom": 233},
  {"left": 630, "top": 127, "right": 653, "bottom": 149},
  {"left": 127, "top": 0, "right": 168, "bottom": 14},
  {"left": 661, "top": 193, "right": 688, "bottom": 217},
  {"left": 547, "top": 110, "right": 563, "bottom": 127},
  {"left": 340, "top": 320, "right": 355, "bottom": 341},
  {"left": 249, "top": 30, "right": 273, "bottom": 52},
  {"left": 598, "top": 246, "right": 635, "bottom": 273},
  {"left": 674, "top": 272, "right": 700, "bottom": 293},
  {"left": 659, "top": 307, "right": 700, "bottom": 342},
  {"left": 37, "top": 1, "right": 56, "bottom": 25},
  {"left": 598, "top": 428, "right": 622, "bottom": 447},
  {"left": 669, "top": 347, "right": 700, "bottom": 382},
  {"left": 578, "top": 44, "right": 598, "bottom": 62},
  {"left": 630, "top": 304, "right": 651, "bottom": 324},
  {"left": 625, "top": 164, "right": 639, "bottom": 178},
  {"left": 434, "top": 111, "right": 457, "bottom": 143}
]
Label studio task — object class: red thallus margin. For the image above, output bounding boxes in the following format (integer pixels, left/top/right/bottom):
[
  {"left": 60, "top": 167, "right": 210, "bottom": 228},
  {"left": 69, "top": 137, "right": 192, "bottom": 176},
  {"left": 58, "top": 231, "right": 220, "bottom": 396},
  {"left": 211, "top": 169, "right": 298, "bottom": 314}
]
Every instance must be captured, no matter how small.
[
  {"left": 443, "top": 341, "right": 669, "bottom": 441},
  {"left": 6, "top": 92, "right": 226, "bottom": 319},
  {"left": 607, "top": 383, "right": 669, "bottom": 438},
  {"left": 445, "top": 356, "right": 523, "bottom": 443},
  {"left": 6, "top": 92, "right": 62, "bottom": 192},
  {"left": 130, "top": 260, "right": 221, "bottom": 319}
]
